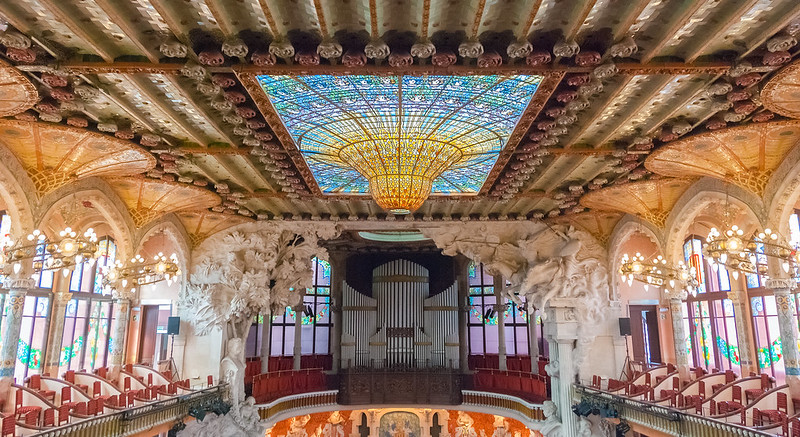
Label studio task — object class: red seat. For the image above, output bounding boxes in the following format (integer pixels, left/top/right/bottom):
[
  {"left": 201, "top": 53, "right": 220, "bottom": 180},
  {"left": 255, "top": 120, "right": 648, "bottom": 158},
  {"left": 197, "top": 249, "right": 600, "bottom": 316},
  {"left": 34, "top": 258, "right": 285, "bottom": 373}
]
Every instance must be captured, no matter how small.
[
  {"left": 58, "top": 404, "right": 70, "bottom": 425},
  {"left": 72, "top": 402, "right": 87, "bottom": 415},
  {"left": 1, "top": 415, "right": 14, "bottom": 437},
  {"left": 43, "top": 407, "right": 55, "bottom": 426},
  {"left": 25, "top": 409, "right": 38, "bottom": 426},
  {"left": 759, "top": 392, "right": 788, "bottom": 425},
  {"left": 15, "top": 390, "right": 43, "bottom": 420},
  {"left": 207, "top": 375, "right": 214, "bottom": 387}
]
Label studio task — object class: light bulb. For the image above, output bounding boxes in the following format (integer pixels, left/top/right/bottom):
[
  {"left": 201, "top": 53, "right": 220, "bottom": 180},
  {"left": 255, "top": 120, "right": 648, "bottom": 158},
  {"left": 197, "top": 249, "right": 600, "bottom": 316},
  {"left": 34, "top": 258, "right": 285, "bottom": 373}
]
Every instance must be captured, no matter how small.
[
  {"left": 13, "top": 262, "right": 21, "bottom": 274},
  {"left": 62, "top": 269, "right": 70, "bottom": 278},
  {"left": 669, "top": 280, "right": 675, "bottom": 289},
  {"left": 643, "top": 284, "right": 649, "bottom": 292},
  {"left": 783, "top": 262, "right": 790, "bottom": 273},
  {"left": 122, "top": 279, "right": 128, "bottom": 288},
  {"left": 732, "top": 270, "right": 739, "bottom": 280}
]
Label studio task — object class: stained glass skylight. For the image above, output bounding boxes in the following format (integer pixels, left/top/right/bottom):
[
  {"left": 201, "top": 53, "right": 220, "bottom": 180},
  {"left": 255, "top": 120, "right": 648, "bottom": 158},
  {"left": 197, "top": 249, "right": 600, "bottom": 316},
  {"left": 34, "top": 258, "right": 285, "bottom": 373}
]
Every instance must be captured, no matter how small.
[{"left": 258, "top": 74, "right": 542, "bottom": 197}]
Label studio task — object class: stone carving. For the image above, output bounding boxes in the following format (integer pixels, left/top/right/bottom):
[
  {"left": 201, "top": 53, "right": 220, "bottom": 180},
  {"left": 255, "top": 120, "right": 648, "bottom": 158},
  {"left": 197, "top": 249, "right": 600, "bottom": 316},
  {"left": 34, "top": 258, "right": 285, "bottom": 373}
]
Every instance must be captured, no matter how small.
[
  {"left": 458, "top": 41, "right": 484, "bottom": 58},
  {"left": 181, "top": 222, "right": 338, "bottom": 432},
  {"left": 178, "top": 398, "right": 264, "bottom": 437},
  {"left": 317, "top": 41, "right": 343, "bottom": 60},
  {"left": 423, "top": 222, "right": 610, "bottom": 374},
  {"left": 159, "top": 40, "right": 188, "bottom": 58},
  {"left": 411, "top": 41, "right": 436, "bottom": 59},
  {"left": 365, "top": 40, "right": 390, "bottom": 60},
  {"left": 269, "top": 41, "right": 295, "bottom": 59},
  {"left": 607, "top": 37, "right": 637, "bottom": 58},
  {"left": 454, "top": 411, "right": 477, "bottom": 437},
  {"left": 507, "top": 40, "right": 533, "bottom": 58},
  {"left": 223, "top": 38, "right": 249, "bottom": 58},
  {"left": 767, "top": 34, "right": 797, "bottom": 53},
  {"left": 529, "top": 401, "right": 562, "bottom": 437},
  {"left": 0, "top": 31, "right": 31, "bottom": 49},
  {"left": 553, "top": 40, "right": 580, "bottom": 58},
  {"left": 491, "top": 415, "right": 510, "bottom": 437}
]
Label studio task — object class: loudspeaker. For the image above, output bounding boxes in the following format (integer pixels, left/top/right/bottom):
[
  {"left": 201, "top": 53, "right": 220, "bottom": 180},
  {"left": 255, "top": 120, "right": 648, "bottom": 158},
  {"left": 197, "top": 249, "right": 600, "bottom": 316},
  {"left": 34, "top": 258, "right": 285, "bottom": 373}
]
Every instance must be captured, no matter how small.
[
  {"left": 618, "top": 317, "right": 632, "bottom": 336},
  {"left": 167, "top": 316, "right": 180, "bottom": 335}
]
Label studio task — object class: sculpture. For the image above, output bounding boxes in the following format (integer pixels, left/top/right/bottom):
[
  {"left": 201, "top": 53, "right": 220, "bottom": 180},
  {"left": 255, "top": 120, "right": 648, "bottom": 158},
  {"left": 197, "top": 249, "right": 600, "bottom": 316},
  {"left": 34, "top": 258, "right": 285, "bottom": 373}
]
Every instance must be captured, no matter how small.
[
  {"left": 180, "top": 222, "right": 339, "bottom": 435},
  {"left": 454, "top": 411, "right": 477, "bottom": 437},
  {"left": 529, "top": 401, "right": 562, "bottom": 437}
]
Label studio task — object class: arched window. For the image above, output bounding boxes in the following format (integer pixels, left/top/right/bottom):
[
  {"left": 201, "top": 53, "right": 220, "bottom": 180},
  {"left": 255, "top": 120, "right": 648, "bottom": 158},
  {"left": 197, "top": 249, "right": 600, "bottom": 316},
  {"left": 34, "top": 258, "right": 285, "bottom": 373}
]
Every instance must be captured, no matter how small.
[
  {"left": 682, "top": 236, "right": 740, "bottom": 374},
  {"left": 466, "top": 262, "right": 533, "bottom": 357}
]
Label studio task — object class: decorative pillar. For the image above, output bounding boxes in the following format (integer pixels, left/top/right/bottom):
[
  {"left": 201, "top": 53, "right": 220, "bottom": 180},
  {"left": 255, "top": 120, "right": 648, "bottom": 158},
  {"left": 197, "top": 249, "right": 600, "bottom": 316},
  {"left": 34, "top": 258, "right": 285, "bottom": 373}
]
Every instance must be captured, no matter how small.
[
  {"left": 329, "top": 253, "right": 346, "bottom": 373},
  {"left": 669, "top": 297, "right": 691, "bottom": 381},
  {"left": 768, "top": 278, "right": 800, "bottom": 397},
  {"left": 455, "top": 256, "right": 470, "bottom": 373},
  {"left": 42, "top": 290, "right": 72, "bottom": 377},
  {"left": 0, "top": 278, "right": 35, "bottom": 381},
  {"left": 727, "top": 287, "right": 757, "bottom": 376},
  {"left": 260, "top": 310, "right": 272, "bottom": 373},
  {"left": 293, "top": 303, "right": 303, "bottom": 370},
  {"left": 493, "top": 276, "right": 507, "bottom": 371},
  {"left": 108, "top": 294, "right": 132, "bottom": 381},
  {"left": 544, "top": 298, "right": 579, "bottom": 436}
]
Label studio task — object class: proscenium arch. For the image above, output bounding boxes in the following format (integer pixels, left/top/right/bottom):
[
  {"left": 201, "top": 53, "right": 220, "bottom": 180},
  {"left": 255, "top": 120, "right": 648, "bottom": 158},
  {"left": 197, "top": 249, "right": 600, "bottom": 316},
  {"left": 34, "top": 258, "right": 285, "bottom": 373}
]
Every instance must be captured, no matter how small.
[
  {"left": 663, "top": 178, "right": 763, "bottom": 267},
  {"left": 37, "top": 179, "right": 136, "bottom": 263},
  {"left": 607, "top": 214, "right": 665, "bottom": 302}
]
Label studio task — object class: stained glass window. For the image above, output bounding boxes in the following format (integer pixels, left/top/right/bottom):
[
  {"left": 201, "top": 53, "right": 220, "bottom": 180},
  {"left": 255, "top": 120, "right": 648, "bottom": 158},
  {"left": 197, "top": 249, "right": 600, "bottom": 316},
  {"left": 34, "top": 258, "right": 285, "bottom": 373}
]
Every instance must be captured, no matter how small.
[
  {"left": 15, "top": 295, "right": 49, "bottom": 381},
  {"left": 92, "top": 238, "right": 116, "bottom": 294},
  {"left": 60, "top": 298, "right": 89, "bottom": 372},
  {"left": 467, "top": 262, "right": 530, "bottom": 356},
  {"left": 257, "top": 74, "right": 542, "bottom": 195}
]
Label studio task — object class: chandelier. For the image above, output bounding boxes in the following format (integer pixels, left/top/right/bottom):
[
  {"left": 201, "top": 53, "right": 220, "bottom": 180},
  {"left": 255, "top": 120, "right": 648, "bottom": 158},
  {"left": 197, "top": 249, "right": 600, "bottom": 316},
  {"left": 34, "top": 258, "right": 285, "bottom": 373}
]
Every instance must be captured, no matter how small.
[
  {"left": 0, "top": 227, "right": 99, "bottom": 277},
  {"left": 705, "top": 225, "right": 799, "bottom": 279},
  {"left": 619, "top": 253, "right": 699, "bottom": 295},
  {"left": 101, "top": 252, "right": 181, "bottom": 295},
  {"left": 339, "top": 133, "right": 464, "bottom": 214}
]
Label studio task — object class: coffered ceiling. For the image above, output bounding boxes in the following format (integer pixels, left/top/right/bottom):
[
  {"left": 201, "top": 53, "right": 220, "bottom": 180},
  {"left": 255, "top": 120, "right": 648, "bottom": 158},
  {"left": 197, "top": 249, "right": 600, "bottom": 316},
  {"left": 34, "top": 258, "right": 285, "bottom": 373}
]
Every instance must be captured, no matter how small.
[{"left": 0, "top": 0, "right": 798, "bottom": 225}]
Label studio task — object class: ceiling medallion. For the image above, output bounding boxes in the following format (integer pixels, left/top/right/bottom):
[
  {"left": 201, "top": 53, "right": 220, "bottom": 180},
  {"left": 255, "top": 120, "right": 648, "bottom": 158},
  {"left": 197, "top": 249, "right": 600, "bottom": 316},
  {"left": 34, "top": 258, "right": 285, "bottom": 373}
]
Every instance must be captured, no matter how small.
[{"left": 258, "top": 74, "right": 542, "bottom": 213}]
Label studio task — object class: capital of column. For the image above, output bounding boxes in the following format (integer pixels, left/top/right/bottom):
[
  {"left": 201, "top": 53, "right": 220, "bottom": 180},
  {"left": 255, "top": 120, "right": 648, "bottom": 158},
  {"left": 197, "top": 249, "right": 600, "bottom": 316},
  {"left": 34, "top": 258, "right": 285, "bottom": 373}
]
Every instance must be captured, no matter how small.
[
  {"left": 4, "top": 277, "right": 35, "bottom": 291},
  {"left": 766, "top": 278, "right": 796, "bottom": 292},
  {"left": 53, "top": 291, "right": 73, "bottom": 306}
]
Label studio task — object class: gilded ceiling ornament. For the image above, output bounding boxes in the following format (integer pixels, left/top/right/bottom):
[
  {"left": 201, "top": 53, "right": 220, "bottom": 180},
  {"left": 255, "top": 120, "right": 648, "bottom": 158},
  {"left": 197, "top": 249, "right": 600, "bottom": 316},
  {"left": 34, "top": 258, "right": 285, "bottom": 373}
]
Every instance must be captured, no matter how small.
[
  {"left": 553, "top": 39, "right": 580, "bottom": 58},
  {"left": 458, "top": 40, "right": 484, "bottom": 58},
  {"left": 767, "top": 34, "right": 797, "bottom": 52},
  {"left": 364, "top": 39, "right": 390, "bottom": 59},
  {"left": 159, "top": 40, "right": 188, "bottom": 58},
  {"left": 506, "top": 40, "right": 533, "bottom": 58},
  {"left": 411, "top": 41, "right": 436, "bottom": 59},
  {"left": 316, "top": 40, "right": 343, "bottom": 60},
  {"left": 607, "top": 36, "right": 638, "bottom": 58},
  {"left": 0, "top": 31, "right": 31, "bottom": 49},
  {"left": 268, "top": 40, "right": 295, "bottom": 59},
  {"left": 222, "top": 38, "right": 249, "bottom": 58}
]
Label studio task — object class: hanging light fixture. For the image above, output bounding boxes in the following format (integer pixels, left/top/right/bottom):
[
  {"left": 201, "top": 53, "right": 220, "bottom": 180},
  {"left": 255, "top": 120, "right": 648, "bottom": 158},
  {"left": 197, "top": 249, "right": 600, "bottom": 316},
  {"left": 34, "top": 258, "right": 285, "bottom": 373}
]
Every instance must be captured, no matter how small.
[
  {"left": 101, "top": 252, "right": 181, "bottom": 296},
  {"left": 0, "top": 227, "right": 99, "bottom": 277},
  {"left": 705, "top": 225, "right": 799, "bottom": 279},
  {"left": 619, "top": 253, "right": 699, "bottom": 295}
]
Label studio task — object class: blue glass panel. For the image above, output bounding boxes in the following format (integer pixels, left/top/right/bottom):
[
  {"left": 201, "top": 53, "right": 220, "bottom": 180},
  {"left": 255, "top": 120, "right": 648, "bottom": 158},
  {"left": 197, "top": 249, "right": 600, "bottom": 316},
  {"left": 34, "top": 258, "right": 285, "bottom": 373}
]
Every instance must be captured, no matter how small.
[{"left": 257, "top": 74, "right": 542, "bottom": 194}]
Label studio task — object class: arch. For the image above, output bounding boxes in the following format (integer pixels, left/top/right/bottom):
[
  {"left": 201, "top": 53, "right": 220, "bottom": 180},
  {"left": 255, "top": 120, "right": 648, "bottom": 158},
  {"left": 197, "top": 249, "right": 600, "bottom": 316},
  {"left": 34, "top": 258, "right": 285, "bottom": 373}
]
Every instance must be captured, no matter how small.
[
  {"left": 37, "top": 178, "right": 136, "bottom": 262},
  {"left": 0, "top": 141, "right": 36, "bottom": 237},
  {"left": 607, "top": 215, "right": 665, "bottom": 301},
  {"left": 663, "top": 178, "right": 763, "bottom": 266},
  {"left": 765, "top": 142, "right": 800, "bottom": 234},
  {"left": 135, "top": 214, "right": 192, "bottom": 298}
]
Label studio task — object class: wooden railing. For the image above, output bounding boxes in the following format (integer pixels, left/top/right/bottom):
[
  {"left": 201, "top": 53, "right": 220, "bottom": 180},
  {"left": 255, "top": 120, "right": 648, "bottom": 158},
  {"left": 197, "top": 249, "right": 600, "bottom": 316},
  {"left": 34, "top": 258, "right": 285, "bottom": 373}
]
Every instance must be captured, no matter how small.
[
  {"left": 29, "top": 384, "right": 227, "bottom": 437},
  {"left": 576, "top": 385, "right": 773, "bottom": 437},
  {"left": 338, "top": 367, "right": 462, "bottom": 405}
]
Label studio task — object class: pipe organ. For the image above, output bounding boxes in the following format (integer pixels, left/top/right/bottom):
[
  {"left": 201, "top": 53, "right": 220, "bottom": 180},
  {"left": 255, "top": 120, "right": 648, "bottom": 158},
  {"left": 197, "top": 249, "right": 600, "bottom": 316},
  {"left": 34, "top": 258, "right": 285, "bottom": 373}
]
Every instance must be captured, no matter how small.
[{"left": 341, "top": 259, "right": 459, "bottom": 368}]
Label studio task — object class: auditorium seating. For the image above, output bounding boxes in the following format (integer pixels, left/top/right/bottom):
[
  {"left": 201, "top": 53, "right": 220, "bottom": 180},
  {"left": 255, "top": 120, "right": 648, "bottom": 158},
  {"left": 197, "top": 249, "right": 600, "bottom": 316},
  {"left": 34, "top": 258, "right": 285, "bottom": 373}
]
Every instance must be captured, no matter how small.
[{"left": 468, "top": 369, "right": 548, "bottom": 402}]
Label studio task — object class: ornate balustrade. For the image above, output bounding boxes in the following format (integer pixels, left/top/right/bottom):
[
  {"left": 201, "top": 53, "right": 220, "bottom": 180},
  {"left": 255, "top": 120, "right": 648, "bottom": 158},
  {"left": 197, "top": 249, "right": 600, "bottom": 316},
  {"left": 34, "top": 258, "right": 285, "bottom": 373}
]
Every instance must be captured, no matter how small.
[
  {"left": 461, "top": 390, "right": 545, "bottom": 428},
  {"left": 576, "top": 385, "right": 772, "bottom": 436},
  {"left": 29, "top": 385, "right": 226, "bottom": 437},
  {"left": 257, "top": 390, "right": 339, "bottom": 426}
]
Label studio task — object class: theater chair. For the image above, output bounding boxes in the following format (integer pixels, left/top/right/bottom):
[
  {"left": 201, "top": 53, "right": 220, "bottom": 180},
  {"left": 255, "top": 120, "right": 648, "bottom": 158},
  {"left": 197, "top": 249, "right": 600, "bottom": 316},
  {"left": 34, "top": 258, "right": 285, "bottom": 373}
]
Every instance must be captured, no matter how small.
[{"left": 14, "top": 390, "right": 42, "bottom": 421}]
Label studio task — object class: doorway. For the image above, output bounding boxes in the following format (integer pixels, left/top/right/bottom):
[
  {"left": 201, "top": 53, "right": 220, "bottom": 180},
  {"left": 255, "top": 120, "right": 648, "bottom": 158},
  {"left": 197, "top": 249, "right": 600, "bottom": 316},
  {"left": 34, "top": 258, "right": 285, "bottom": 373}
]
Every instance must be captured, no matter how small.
[{"left": 629, "top": 305, "right": 662, "bottom": 365}]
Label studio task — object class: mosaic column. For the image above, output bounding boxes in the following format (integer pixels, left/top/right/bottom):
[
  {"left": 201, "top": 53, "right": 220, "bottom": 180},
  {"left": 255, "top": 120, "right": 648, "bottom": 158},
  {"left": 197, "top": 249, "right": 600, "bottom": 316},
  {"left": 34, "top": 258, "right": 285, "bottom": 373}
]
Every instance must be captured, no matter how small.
[
  {"left": 42, "top": 291, "right": 72, "bottom": 377},
  {"left": 768, "top": 278, "right": 800, "bottom": 397},
  {"left": 260, "top": 310, "right": 272, "bottom": 373},
  {"left": 329, "top": 252, "right": 346, "bottom": 373},
  {"left": 108, "top": 296, "right": 131, "bottom": 381},
  {"left": 0, "top": 279, "right": 35, "bottom": 381},
  {"left": 456, "top": 256, "right": 470, "bottom": 372},
  {"left": 727, "top": 288, "right": 757, "bottom": 376},
  {"left": 493, "top": 276, "right": 508, "bottom": 371},
  {"left": 669, "top": 297, "right": 691, "bottom": 381},
  {"left": 293, "top": 303, "right": 304, "bottom": 370}
]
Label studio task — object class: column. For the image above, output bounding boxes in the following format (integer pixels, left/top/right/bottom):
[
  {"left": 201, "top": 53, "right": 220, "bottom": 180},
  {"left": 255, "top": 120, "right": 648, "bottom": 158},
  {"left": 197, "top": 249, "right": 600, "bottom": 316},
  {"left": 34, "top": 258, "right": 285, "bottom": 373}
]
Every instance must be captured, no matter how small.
[
  {"left": 528, "top": 311, "right": 540, "bottom": 358},
  {"left": 329, "top": 253, "right": 346, "bottom": 372},
  {"left": 768, "top": 278, "right": 800, "bottom": 397},
  {"left": 293, "top": 303, "right": 303, "bottom": 370},
  {"left": 668, "top": 297, "right": 691, "bottom": 381},
  {"left": 42, "top": 290, "right": 71, "bottom": 377},
  {"left": 493, "top": 276, "right": 507, "bottom": 371},
  {"left": 0, "top": 279, "right": 35, "bottom": 381},
  {"left": 727, "top": 287, "right": 757, "bottom": 376},
  {"left": 544, "top": 298, "right": 579, "bottom": 435},
  {"left": 455, "top": 256, "right": 470, "bottom": 372},
  {"left": 108, "top": 296, "right": 131, "bottom": 381},
  {"left": 260, "top": 310, "right": 272, "bottom": 373},
  {"left": 556, "top": 339, "right": 577, "bottom": 437}
]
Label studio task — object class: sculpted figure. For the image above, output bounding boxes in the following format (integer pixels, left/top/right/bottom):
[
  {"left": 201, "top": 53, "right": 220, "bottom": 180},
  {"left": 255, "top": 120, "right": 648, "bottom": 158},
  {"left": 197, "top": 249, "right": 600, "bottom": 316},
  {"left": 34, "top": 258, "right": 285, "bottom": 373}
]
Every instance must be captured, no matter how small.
[
  {"left": 529, "top": 401, "right": 562, "bottom": 437},
  {"left": 454, "top": 411, "right": 477, "bottom": 437}
]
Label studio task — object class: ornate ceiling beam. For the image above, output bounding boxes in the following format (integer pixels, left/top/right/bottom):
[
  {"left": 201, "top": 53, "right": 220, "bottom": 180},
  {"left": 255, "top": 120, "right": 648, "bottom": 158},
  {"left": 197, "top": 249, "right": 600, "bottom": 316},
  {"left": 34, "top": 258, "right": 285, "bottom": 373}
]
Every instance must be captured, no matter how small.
[
  {"left": 28, "top": 0, "right": 118, "bottom": 62},
  {"left": 638, "top": 1, "right": 708, "bottom": 63},
  {"left": 54, "top": 61, "right": 732, "bottom": 76},
  {"left": 91, "top": 0, "right": 161, "bottom": 62},
  {"left": 162, "top": 76, "right": 239, "bottom": 147},
  {"left": 683, "top": 0, "right": 764, "bottom": 63}
]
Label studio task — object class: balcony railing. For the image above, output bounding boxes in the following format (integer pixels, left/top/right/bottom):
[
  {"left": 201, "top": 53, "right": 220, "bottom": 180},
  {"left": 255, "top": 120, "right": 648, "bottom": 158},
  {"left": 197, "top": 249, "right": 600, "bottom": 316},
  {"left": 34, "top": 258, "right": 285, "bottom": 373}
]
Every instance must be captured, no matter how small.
[
  {"left": 29, "top": 384, "right": 227, "bottom": 437},
  {"left": 576, "top": 385, "right": 773, "bottom": 437},
  {"left": 258, "top": 391, "right": 339, "bottom": 426},
  {"left": 337, "top": 367, "right": 462, "bottom": 405},
  {"left": 461, "top": 391, "right": 545, "bottom": 428}
]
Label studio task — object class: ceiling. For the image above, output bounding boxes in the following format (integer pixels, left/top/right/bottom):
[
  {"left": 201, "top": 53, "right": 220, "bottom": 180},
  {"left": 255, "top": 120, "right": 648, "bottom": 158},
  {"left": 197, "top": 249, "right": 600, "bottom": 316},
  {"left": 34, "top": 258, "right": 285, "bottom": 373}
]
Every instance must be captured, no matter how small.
[{"left": 0, "top": 0, "right": 798, "bottom": 232}]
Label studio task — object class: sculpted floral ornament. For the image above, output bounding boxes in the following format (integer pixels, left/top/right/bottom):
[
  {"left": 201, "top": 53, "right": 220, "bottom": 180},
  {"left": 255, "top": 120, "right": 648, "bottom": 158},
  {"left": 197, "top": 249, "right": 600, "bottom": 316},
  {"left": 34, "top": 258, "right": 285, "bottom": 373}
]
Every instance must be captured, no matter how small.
[
  {"left": 365, "top": 39, "right": 390, "bottom": 60},
  {"left": 269, "top": 41, "right": 295, "bottom": 59}
]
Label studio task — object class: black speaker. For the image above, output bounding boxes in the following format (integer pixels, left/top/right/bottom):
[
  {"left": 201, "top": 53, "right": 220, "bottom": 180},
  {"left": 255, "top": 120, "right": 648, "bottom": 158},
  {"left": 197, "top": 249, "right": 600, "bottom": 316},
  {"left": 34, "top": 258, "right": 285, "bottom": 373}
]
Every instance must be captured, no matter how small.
[
  {"left": 167, "top": 316, "right": 180, "bottom": 335},
  {"left": 618, "top": 317, "right": 632, "bottom": 336}
]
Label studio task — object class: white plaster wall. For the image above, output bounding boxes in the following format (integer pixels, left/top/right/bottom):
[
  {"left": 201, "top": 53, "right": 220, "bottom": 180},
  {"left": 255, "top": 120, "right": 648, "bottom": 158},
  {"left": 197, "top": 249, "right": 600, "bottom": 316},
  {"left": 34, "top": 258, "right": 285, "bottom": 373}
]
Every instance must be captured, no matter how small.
[{"left": 180, "top": 325, "right": 224, "bottom": 383}]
